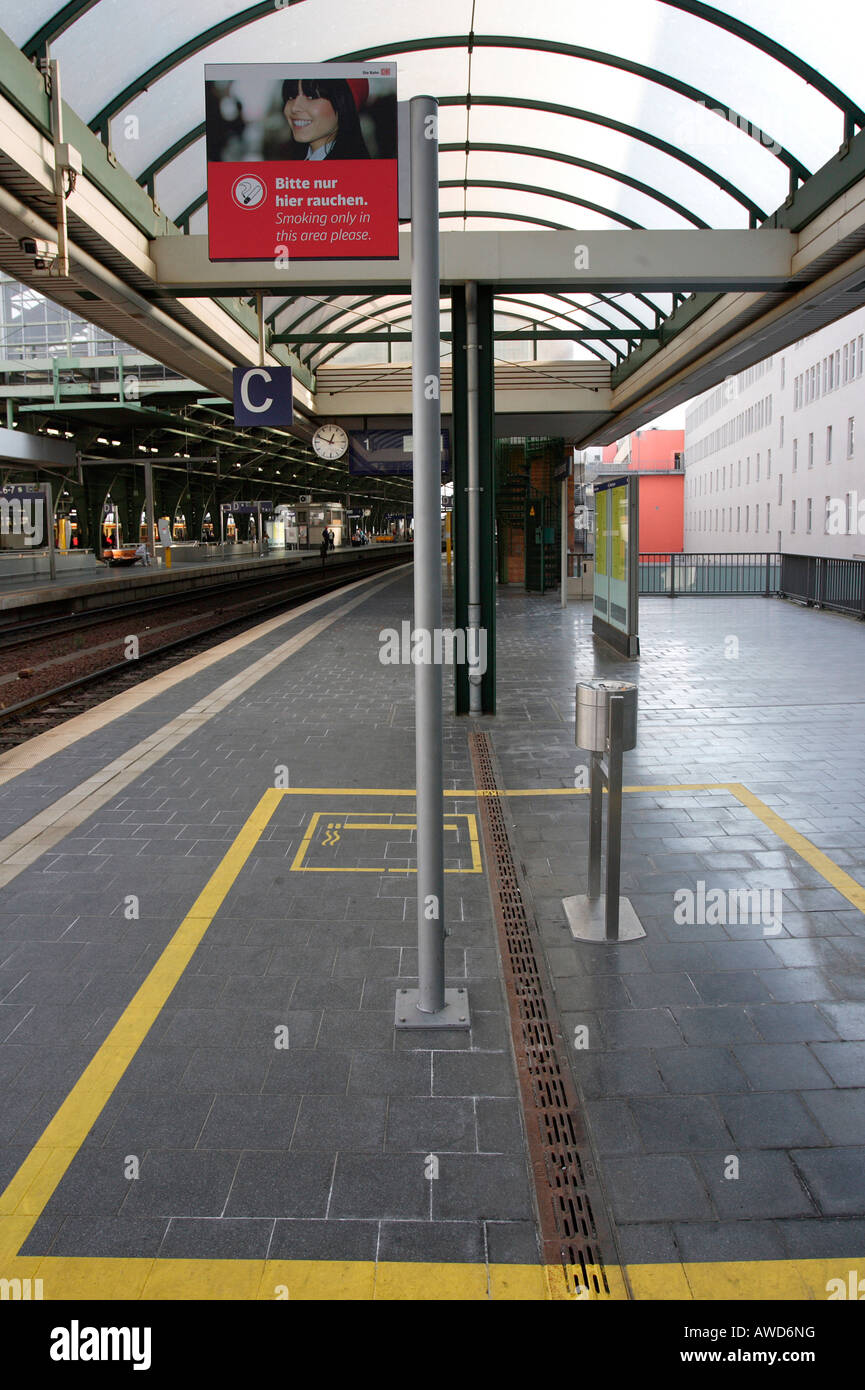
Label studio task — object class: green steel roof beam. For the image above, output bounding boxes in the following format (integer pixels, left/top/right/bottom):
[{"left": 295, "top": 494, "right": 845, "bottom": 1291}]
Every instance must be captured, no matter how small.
[
  {"left": 131, "top": 93, "right": 765, "bottom": 223},
  {"left": 659, "top": 0, "right": 865, "bottom": 140},
  {"left": 87, "top": 31, "right": 810, "bottom": 189},
  {"left": 438, "top": 97, "right": 765, "bottom": 223},
  {"left": 440, "top": 162, "right": 707, "bottom": 228},
  {"left": 337, "top": 37, "right": 811, "bottom": 185},
  {"left": 23, "top": 1, "right": 101, "bottom": 57}
]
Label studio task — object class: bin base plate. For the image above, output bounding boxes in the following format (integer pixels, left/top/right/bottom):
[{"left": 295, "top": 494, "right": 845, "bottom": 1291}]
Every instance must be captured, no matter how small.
[
  {"left": 394, "top": 987, "right": 471, "bottom": 1029},
  {"left": 562, "top": 894, "right": 646, "bottom": 942}
]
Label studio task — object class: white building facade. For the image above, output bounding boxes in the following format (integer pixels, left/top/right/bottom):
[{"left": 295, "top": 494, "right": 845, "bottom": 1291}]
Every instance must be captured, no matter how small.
[{"left": 683, "top": 306, "right": 865, "bottom": 558}]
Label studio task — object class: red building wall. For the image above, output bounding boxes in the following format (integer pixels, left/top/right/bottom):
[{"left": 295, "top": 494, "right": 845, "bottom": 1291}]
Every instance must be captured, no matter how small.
[{"left": 638, "top": 473, "right": 684, "bottom": 553}]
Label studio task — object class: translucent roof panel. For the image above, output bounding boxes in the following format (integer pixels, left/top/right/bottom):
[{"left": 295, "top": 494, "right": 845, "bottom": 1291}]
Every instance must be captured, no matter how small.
[{"left": 6, "top": 0, "right": 865, "bottom": 372}]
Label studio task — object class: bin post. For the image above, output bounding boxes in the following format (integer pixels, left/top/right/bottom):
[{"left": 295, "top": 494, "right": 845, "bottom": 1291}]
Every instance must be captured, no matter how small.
[{"left": 564, "top": 679, "right": 645, "bottom": 944}]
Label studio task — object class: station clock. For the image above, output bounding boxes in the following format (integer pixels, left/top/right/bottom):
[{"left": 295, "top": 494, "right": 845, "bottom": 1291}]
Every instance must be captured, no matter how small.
[{"left": 312, "top": 423, "right": 349, "bottom": 461}]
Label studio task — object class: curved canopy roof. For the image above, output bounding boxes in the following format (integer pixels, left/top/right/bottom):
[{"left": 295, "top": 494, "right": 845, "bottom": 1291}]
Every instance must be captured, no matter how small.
[{"left": 4, "top": 0, "right": 865, "bottom": 372}]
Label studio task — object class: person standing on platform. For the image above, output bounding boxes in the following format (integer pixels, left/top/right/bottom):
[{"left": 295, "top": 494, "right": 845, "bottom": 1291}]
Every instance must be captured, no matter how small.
[{"left": 320, "top": 532, "right": 329, "bottom": 572}]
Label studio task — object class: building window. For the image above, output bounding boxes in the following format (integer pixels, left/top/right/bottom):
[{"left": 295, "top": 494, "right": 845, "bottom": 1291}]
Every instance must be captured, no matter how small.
[
  {"left": 737, "top": 460, "right": 742, "bottom": 485},
  {"left": 746, "top": 457, "right": 750, "bottom": 484},
  {"left": 767, "top": 448, "right": 772, "bottom": 478},
  {"left": 848, "top": 416, "right": 855, "bottom": 457},
  {"left": 826, "top": 424, "right": 832, "bottom": 463},
  {"left": 792, "top": 439, "right": 798, "bottom": 472},
  {"left": 737, "top": 506, "right": 741, "bottom": 532},
  {"left": 755, "top": 503, "right": 760, "bottom": 531},
  {"left": 806, "top": 498, "right": 812, "bottom": 533},
  {"left": 824, "top": 496, "right": 831, "bottom": 533},
  {"left": 791, "top": 499, "right": 796, "bottom": 532},
  {"left": 808, "top": 432, "right": 814, "bottom": 468},
  {"left": 756, "top": 453, "right": 760, "bottom": 482},
  {"left": 847, "top": 492, "right": 855, "bottom": 535},
  {"left": 781, "top": 357, "right": 785, "bottom": 387},
  {"left": 778, "top": 474, "right": 783, "bottom": 503},
  {"left": 745, "top": 505, "right": 749, "bottom": 532},
  {"left": 859, "top": 335, "right": 864, "bottom": 376},
  {"left": 780, "top": 415, "right": 784, "bottom": 445},
  {"left": 766, "top": 502, "right": 771, "bottom": 532}
]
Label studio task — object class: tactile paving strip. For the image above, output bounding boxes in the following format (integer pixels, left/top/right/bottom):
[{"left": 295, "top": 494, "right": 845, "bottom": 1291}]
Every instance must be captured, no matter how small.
[{"left": 469, "top": 731, "right": 620, "bottom": 1298}]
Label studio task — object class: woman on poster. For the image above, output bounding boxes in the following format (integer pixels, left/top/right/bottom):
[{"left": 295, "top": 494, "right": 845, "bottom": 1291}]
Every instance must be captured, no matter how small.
[{"left": 281, "top": 77, "right": 370, "bottom": 161}]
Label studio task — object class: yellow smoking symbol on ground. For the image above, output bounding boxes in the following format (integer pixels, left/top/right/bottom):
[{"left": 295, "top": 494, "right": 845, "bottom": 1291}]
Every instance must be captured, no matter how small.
[{"left": 323, "top": 822, "right": 342, "bottom": 846}]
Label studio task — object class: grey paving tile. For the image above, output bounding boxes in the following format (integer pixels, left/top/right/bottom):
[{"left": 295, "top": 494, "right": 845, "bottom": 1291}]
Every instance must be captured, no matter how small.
[
  {"left": 159, "top": 1217, "right": 273, "bottom": 1258},
  {"left": 385, "top": 1098, "right": 477, "bottom": 1153},
  {"left": 572, "top": 1052, "right": 665, "bottom": 1097},
  {"left": 800, "top": 1090, "right": 865, "bottom": 1145},
  {"left": 691, "top": 972, "right": 774, "bottom": 1004},
  {"left": 485, "top": 1220, "right": 541, "bottom": 1265},
  {"left": 672, "top": 1006, "right": 762, "bottom": 1045},
  {"left": 630, "top": 1096, "right": 732, "bottom": 1152},
  {"left": 223, "top": 1153, "right": 334, "bottom": 1218},
  {"left": 263, "top": 1049, "right": 351, "bottom": 1095},
  {"left": 778, "top": 1218, "right": 865, "bottom": 1260},
  {"left": 378, "top": 1220, "right": 485, "bottom": 1263},
  {"left": 290, "top": 1096, "right": 387, "bottom": 1153},
  {"left": 475, "top": 1098, "right": 525, "bottom": 1153},
  {"left": 433, "top": 1051, "right": 516, "bottom": 1098},
  {"left": 197, "top": 1095, "right": 301, "bottom": 1150},
  {"left": 790, "top": 1148, "right": 865, "bottom": 1216},
  {"left": 672, "top": 1220, "right": 787, "bottom": 1263},
  {"left": 432, "top": 1154, "right": 534, "bottom": 1220},
  {"left": 718, "top": 1093, "right": 827, "bottom": 1148},
  {"left": 348, "top": 1052, "right": 431, "bottom": 1097},
  {"left": 655, "top": 1046, "right": 750, "bottom": 1094},
  {"left": 695, "top": 1151, "right": 816, "bottom": 1218},
  {"left": 746, "top": 1002, "right": 840, "bottom": 1043},
  {"left": 268, "top": 1218, "right": 378, "bottom": 1262},
  {"left": 328, "top": 1154, "right": 429, "bottom": 1219},
  {"left": 615, "top": 1223, "right": 681, "bottom": 1266},
  {"left": 602, "top": 1156, "right": 713, "bottom": 1222},
  {"left": 45, "top": 1216, "right": 170, "bottom": 1259},
  {"left": 597, "top": 1008, "right": 684, "bottom": 1050},
  {"left": 120, "top": 1150, "right": 240, "bottom": 1218},
  {"left": 817, "top": 1002, "right": 865, "bottom": 1039},
  {"left": 733, "top": 1043, "right": 835, "bottom": 1091},
  {"left": 810, "top": 1042, "right": 865, "bottom": 1087}
]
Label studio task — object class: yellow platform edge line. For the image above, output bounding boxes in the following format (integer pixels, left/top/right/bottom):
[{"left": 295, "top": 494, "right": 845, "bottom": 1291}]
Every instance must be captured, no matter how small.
[
  {"left": 1, "top": 1256, "right": 862, "bottom": 1301},
  {"left": 729, "top": 783, "right": 865, "bottom": 913},
  {"left": 0, "top": 787, "right": 284, "bottom": 1265}
]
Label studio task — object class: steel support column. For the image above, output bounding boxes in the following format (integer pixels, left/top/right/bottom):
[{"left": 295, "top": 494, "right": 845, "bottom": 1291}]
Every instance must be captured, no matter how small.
[
  {"left": 395, "top": 95, "right": 469, "bottom": 1031},
  {"left": 451, "top": 283, "right": 496, "bottom": 714}
]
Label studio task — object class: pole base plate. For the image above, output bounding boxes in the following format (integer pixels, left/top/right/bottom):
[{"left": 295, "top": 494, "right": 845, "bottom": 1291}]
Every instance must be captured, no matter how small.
[
  {"left": 562, "top": 895, "right": 646, "bottom": 943},
  {"left": 394, "top": 987, "right": 471, "bottom": 1029}
]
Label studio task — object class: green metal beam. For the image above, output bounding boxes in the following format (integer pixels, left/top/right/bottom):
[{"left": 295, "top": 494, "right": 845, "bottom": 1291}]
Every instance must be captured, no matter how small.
[
  {"left": 440, "top": 151, "right": 709, "bottom": 228},
  {"left": 23, "top": 1, "right": 101, "bottom": 58},
  {"left": 274, "top": 331, "right": 655, "bottom": 343},
  {"left": 659, "top": 0, "right": 865, "bottom": 138}
]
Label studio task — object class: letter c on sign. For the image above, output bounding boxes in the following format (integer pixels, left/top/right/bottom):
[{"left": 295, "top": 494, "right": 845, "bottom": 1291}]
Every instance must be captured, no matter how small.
[{"left": 240, "top": 368, "right": 273, "bottom": 414}]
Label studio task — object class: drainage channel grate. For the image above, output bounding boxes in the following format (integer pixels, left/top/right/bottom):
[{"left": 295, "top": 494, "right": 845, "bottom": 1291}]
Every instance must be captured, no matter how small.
[{"left": 469, "top": 730, "right": 618, "bottom": 1299}]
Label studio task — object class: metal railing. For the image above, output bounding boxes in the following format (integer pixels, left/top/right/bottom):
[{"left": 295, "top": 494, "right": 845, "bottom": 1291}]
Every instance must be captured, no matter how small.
[
  {"left": 638, "top": 552, "right": 779, "bottom": 596},
  {"left": 778, "top": 553, "right": 865, "bottom": 617}
]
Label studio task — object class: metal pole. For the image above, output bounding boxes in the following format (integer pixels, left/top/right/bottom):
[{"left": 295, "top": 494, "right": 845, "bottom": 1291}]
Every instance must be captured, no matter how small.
[
  {"left": 561, "top": 469, "right": 569, "bottom": 607},
  {"left": 43, "top": 481, "right": 56, "bottom": 581},
  {"left": 466, "top": 281, "right": 482, "bottom": 712},
  {"left": 144, "top": 460, "right": 155, "bottom": 561},
  {"left": 396, "top": 94, "right": 469, "bottom": 1030},
  {"left": 605, "top": 696, "right": 624, "bottom": 941},
  {"left": 588, "top": 751, "right": 603, "bottom": 900},
  {"left": 48, "top": 58, "right": 70, "bottom": 278},
  {"left": 257, "top": 501, "right": 262, "bottom": 557},
  {"left": 257, "top": 292, "right": 265, "bottom": 368}
]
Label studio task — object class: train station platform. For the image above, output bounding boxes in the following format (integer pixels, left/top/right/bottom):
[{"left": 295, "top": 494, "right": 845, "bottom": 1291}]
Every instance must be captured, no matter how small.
[
  {"left": 0, "top": 565, "right": 863, "bottom": 1301},
  {"left": 0, "top": 544, "right": 411, "bottom": 618}
]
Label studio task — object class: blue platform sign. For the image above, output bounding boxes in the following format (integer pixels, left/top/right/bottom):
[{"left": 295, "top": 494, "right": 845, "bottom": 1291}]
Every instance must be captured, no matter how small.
[
  {"left": 348, "top": 428, "right": 450, "bottom": 477},
  {"left": 232, "top": 366, "right": 293, "bottom": 427}
]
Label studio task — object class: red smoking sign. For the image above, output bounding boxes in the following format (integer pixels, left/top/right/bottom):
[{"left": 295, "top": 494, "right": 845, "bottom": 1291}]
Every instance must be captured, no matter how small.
[{"left": 205, "top": 63, "right": 398, "bottom": 261}]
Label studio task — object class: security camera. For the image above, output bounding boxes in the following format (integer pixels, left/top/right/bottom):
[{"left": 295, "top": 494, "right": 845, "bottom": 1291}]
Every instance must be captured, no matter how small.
[{"left": 19, "top": 236, "right": 58, "bottom": 268}]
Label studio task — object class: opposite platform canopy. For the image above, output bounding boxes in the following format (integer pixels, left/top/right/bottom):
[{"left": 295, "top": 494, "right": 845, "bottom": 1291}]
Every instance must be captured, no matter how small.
[{"left": 4, "top": 0, "right": 865, "bottom": 374}]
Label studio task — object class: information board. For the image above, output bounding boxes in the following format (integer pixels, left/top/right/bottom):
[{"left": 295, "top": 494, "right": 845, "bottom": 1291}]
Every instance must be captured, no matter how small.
[{"left": 592, "top": 475, "right": 639, "bottom": 658}]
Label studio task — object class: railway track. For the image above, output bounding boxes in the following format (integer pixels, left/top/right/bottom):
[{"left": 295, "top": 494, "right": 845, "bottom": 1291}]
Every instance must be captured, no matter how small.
[{"left": 0, "top": 552, "right": 407, "bottom": 751}]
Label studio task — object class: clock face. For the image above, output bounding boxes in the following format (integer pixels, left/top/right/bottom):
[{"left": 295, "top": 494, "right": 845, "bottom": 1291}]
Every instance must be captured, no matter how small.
[{"left": 312, "top": 423, "right": 348, "bottom": 461}]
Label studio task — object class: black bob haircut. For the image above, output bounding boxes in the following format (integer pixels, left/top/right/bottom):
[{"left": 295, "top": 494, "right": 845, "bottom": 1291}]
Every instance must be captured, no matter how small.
[{"left": 281, "top": 78, "right": 369, "bottom": 160}]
